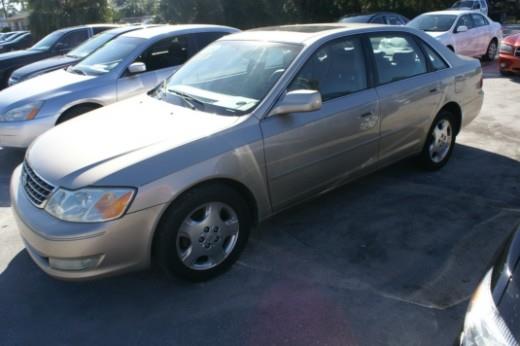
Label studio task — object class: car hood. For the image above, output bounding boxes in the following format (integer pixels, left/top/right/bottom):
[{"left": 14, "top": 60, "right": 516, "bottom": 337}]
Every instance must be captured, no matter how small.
[
  {"left": 11, "top": 55, "right": 78, "bottom": 80},
  {"left": 0, "top": 49, "right": 41, "bottom": 62},
  {"left": 27, "top": 95, "right": 242, "bottom": 189},
  {"left": 0, "top": 68, "right": 94, "bottom": 110},
  {"left": 503, "top": 33, "right": 520, "bottom": 47}
]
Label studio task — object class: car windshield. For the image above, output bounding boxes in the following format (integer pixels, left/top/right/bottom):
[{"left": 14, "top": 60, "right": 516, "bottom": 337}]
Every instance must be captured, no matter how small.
[
  {"left": 339, "top": 15, "right": 372, "bottom": 23},
  {"left": 408, "top": 14, "right": 457, "bottom": 32},
  {"left": 66, "top": 32, "right": 116, "bottom": 59},
  {"left": 31, "top": 31, "right": 63, "bottom": 51},
  {"left": 70, "top": 36, "right": 143, "bottom": 76},
  {"left": 154, "top": 41, "right": 302, "bottom": 116}
]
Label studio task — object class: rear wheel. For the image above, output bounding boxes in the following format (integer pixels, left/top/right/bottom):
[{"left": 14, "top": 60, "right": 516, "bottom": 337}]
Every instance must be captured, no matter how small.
[
  {"left": 419, "top": 111, "right": 456, "bottom": 170},
  {"left": 56, "top": 104, "right": 100, "bottom": 124},
  {"left": 154, "top": 184, "right": 252, "bottom": 281},
  {"left": 483, "top": 39, "right": 498, "bottom": 61}
]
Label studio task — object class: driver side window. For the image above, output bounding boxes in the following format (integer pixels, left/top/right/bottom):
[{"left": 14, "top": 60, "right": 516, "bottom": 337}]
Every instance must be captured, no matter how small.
[
  {"left": 456, "top": 15, "right": 474, "bottom": 31},
  {"left": 57, "top": 29, "right": 89, "bottom": 52},
  {"left": 288, "top": 37, "right": 368, "bottom": 101},
  {"left": 136, "top": 35, "right": 191, "bottom": 72}
]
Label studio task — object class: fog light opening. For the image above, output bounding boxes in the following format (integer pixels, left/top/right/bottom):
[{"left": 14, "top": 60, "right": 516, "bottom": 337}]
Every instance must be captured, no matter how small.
[{"left": 48, "top": 255, "right": 102, "bottom": 271}]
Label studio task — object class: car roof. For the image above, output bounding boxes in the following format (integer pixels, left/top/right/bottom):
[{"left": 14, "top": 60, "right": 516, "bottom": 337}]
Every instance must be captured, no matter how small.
[
  {"left": 424, "top": 10, "right": 479, "bottom": 16},
  {"left": 223, "top": 23, "right": 385, "bottom": 45},
  {"left": 52, "top": 24, "right": 119, "bottom": 34},
  {"left": 101, "top": 24, "right": 159, "bottom": 36},
  {"left": 123, "top": 24, "right": 239, "bottom": 39},
  {"left": 342, "top": 11, "right": 404, "bottom": 17}
]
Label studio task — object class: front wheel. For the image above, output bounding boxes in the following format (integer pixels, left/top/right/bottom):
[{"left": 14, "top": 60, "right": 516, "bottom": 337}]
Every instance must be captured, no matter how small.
[
  {"left": 419, "top": 111, "right": 456, "bottom": 170},
  {"left": 154, "top": 184, "right": 252, "bottom": 281}
]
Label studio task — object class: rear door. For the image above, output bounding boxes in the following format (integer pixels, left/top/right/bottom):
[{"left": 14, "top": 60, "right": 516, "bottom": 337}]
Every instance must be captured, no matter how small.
[
  {"left": 261, "top": 36, "right": 380, "bottom": 210},
  {"left": 471, "top": 13, "right": 492, "bottom": 55},
  {"left": 117, "top": 34, "right": 196, "bottom": 100},
  {"left": 367, "top": 33, "right": 444, "bottom": 165}
]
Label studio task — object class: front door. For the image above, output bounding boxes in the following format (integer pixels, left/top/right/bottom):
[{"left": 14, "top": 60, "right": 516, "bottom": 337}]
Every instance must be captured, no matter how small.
[{"left": 261, "top": 36, "right": 380, "bottom": 211}]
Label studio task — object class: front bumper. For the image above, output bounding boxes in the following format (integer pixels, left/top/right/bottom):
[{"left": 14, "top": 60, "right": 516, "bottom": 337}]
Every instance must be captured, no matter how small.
[
  {"left": 0, "top": 116, "right": 56, "bottom": 148},
  {"left": 499, "top": 53, "right": 520, "bottom": 74},
  {"left": 10, "top": 164, "right": 165, "bottom": 280}
]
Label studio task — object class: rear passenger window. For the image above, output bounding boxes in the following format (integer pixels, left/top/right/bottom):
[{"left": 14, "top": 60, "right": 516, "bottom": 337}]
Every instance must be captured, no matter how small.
[
  {"left": 59, "top": 29, "right": 89, "bottom": 50},
  {"left": 421, "top": 43, "right": 449, "bottom": 71},
  {"left": 388, "top": 16, "right": 403, "bottom": 25},
  {"left": 289, "top": 37, "right": 367, "bottom": 101},
  {"left": 369, "top": 35, "right": 428, "bottom": 84}
]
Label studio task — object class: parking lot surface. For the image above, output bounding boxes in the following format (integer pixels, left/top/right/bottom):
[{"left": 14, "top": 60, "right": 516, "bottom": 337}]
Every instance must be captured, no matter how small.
[{"left": 1, "top": 62, "right": 519, "bottom": 346}]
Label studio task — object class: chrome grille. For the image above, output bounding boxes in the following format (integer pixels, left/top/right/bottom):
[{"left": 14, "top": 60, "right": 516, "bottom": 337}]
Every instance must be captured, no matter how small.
[{"left": 22, "top": 163, "right": 55, "bottom": 207}]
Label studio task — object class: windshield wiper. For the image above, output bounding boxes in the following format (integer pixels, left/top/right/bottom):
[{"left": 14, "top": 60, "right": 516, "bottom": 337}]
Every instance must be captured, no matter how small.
[{"left": 167, "top": 89, "right": 206, "bottom": 111}]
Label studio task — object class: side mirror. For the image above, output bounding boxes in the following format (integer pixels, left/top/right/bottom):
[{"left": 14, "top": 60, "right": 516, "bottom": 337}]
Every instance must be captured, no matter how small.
[
  {"left": 456, "top": 25, "right": 468, "bottom": 33},
  {"left": 269, "top": 90, "right": 322, "bottom": 116},
  {"left": 128, "top": 62, "right": 147, "bottom": 74}
]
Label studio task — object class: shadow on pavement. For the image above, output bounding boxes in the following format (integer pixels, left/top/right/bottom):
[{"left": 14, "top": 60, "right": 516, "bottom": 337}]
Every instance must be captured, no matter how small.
[{"left": 1, "top": 143, "right": 519, "bottom": 345}]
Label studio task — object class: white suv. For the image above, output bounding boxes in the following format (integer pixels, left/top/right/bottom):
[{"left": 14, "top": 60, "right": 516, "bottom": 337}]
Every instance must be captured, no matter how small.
[{"left": 451, "top": 0, "right": 489, "bottom": 16}]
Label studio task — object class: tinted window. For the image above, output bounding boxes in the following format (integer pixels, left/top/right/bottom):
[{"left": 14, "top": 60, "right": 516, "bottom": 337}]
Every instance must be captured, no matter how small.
[
  {"left": 67, "top": 32, "right": 115, "bottom": 59},
  {"left": 59, "top": 29, "right": 89, "bottom": 50},
  {"left": 421, "top": 43, "right": 449, "bottom": 71},
  {"left": 289, "top": 37, "right": 367, "bottom": 101},
  {"left": 369, "top": 35, "right": 428, "bottom": 84},
  {"left": 471, "top": 14, "right": 487, "bottom": 27},
  {"left": 371, "top": 16, "right": 385, "bottom": 24},
  {"left": 137, "top": 35, "right": 191, "bottom": 72},
  {"left": 31, "top": 31, "right": 63, "bottom": 51},
  {"left": 388, "top": 16, "right": 404, "bottom": 25},
  {"left": 194, "top": 32, "right": 228, "bottom": 51},
  {"left": 93, "top": 26, "right": 114, "bottom": 35},
  {"left": 456, "top": 15, "right": 474, "bottom": 30}
]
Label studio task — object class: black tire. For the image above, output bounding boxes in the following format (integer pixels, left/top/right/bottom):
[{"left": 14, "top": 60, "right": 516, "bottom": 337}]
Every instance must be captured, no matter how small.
[
  {"left": 56, "top": 104, "right": 100, "bottom": 124},
  {"left": 482, "top": 39, "right": 498, "bottom": 62},
  {"left": 419, "top": 111, "right": 456, "bottom": 170},
  {"left": 154, "top": 183, "right": 253, "bottom": 282}
]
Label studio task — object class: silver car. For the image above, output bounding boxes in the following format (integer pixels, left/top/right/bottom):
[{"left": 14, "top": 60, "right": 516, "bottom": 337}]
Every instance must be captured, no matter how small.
[
  {"left": 10, "top": 24, "right": 484, "bottom": 281},
  {"left": 0, "top": 25, "right": 238, "bottom": 148}
]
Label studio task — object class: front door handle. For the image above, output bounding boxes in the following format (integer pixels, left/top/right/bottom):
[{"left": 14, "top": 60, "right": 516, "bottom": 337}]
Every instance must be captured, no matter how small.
[
  {"left": 360, "top": 112, "right": 373, "bottom": 118},
  {"left": 429, "top": 87, "right": 438, "bottom": 93}
]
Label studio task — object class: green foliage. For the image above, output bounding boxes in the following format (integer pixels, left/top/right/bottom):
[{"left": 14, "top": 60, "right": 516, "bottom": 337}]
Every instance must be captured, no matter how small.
[{"left": 27, "top": 0, "right": 112, "bottom": 39}]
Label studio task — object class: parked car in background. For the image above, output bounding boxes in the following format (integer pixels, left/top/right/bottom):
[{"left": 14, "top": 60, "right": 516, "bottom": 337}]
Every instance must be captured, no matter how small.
[
  {"left": 408, "top": 10, "right": 502, "bottom": 60},
  {"left": 0, "top": 31, "right": 29, "bottom": 43},
  {"left": 451, "top": 0, "right": 489, "bottom": 15},
  {"left": 339, "top": 12, "right": 408, "bottom": 25},
  {"left": 459, "top": 225, "right": 520, "bottom": 345},
  {"left": 9, "top": 25, "right": 158, "bottom": 86},
  {"left": 499, "top": 33, "right": 520, "bottom": 75},
  {"left": 9, "top": 23, "right": 484, "bottom": 281},
  {"left": 0, "top": 25, "right": 239, "bottom": 148},
  {"left": 0, "top": 32, "right": 33, "bottom": 53},
  {"left": 0, "top": 24, "right": 118, "bottom": 89}
]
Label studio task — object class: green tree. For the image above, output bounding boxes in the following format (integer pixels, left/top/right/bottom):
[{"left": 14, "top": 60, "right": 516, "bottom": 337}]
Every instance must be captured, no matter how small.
[{"left": 28, "top": 0, "right": 112, "bottom": 39}]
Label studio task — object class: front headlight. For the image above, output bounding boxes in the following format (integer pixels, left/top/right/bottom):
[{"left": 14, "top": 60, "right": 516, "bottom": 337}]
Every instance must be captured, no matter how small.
[
  {"left": 500, "top": 44, "right": 514, "bottom": 55},
  {"left": 45, "top": 187, "right": 136, "bottom": 223},
  {"left": 461, "top": 271, "right": 517, "bottom": 346},
  {"left": 0, "top": 102, "right": 43, "bottom": 122}
]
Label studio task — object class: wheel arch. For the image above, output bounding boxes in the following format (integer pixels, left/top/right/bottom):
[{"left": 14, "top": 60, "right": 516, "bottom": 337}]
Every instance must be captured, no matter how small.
[
  {"left": 149, "top": 177, "right": 260, "bottom": 259},
  {"left": 56, "top": 101, "right": 103, "bottom": 124},
  {"left": 439, "top": 101, "right": 462, "bottom": 135}
]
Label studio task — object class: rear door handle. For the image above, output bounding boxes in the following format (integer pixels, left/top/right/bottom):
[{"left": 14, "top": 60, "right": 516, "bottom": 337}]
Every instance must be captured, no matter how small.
[
  {"left": 360, "top": 112, "right": 373, "bottom": 118},
  {"left": 429, "top": 88, "right": 438, "bottom": 93}
]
